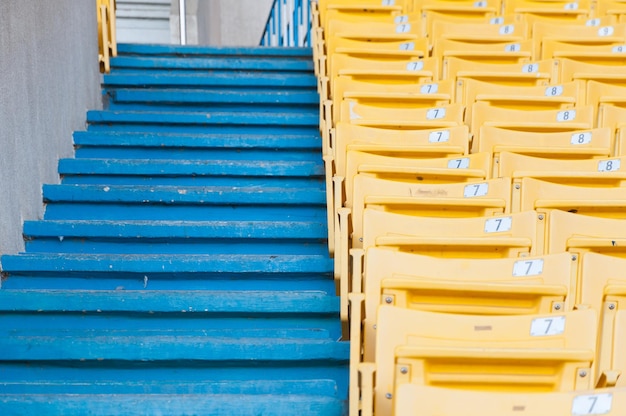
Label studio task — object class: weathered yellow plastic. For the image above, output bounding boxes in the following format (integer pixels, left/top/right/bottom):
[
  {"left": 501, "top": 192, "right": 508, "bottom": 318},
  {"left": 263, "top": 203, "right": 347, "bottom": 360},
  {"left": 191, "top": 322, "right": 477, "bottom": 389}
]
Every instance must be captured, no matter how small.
[
  {"left": 358, "top": 249, "right": 575, "bottom": 360},
  {"left": 478, "top": 127, "right": 612, "bottom": 177},
  {"left": 546, "top": 209, "right": 626, "bottom": 256},
  {"left": 599, "top": 104, "right": 626, "bottom": 131},
  {"left": 532, "top": 21, "right": 626, "bottom": 60},
  {"left": 394, "top": 384, "right": 626, "bottom": 416},
  {"left": 420, "top": 0, "right": 500, "bottom": 37},
  {"left": 498, "top": 152, "right": 626, "bottom": 186},
  {"left": 330, "top": 79, "right": 454, "bottom": 129},
  {"left": 470, "top": 102, "right": 594, "bottom": 141},
  {"left": 361, "top": 209, "right": 545, "bottom": 258},
  {"left": 515, "top": 177, "right": 626, "bottom": 218},
  {"left": 442, "top": 57, "right": 555, "bottom": 85},
  {"left": 343, "top": 151, "right": 490, "bottom": 211},
  {"left": 341, "top": 101, "right": 465, "bottom": 129},
  {"left": 366, "top": 306, "right": 597, "bottom": 416},
  {"left": 542, "top": 40, "right": 626, "bottom": 64},
  {"left": 318, "top": 0, "right": 406, "bottom": 29},
  {"left": 329, "top": 55, "right": 438, "bottom": 88},
  {"left": 333, "top": 123, "right": 469, "bottom": 178},
  {"left": 458, "top": 79, "right": 582, "bottom": 130},
  {"left": 557, "top": 58, "right": 626, "bottom": 83},
  {"left": 431, "top": 20, "right": 527, "bottom": 44},
  {"left": 433, "top": 38, "right": 533, "bottom": 67},
  {"left": 595, "top": 0, "right": 626, "bottom": 23},
  {"left": 503, "top": 0, "right": 591, "bottom": 22},
  {"left": 350, "top": 176, "right": 512, "bottom": 252},
  {"left": 580, "top": 252, "right": 626, "bottom": 386}
]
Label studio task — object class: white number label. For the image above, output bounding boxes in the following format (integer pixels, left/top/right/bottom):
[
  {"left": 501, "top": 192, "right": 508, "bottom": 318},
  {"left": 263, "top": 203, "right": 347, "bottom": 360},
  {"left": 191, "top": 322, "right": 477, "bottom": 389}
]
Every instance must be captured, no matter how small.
[
  {"left": 599, "top": 26, "right": 615, "bottom": 37},
  {"left": 572, "top": 393, "right": 613, "bottom": 415},
  {"left": 522, "top": 63, "right": 538, "bottom": 73},
  {"left": 399, "top": 42, "right": 415, "bottom": 51},
  {"left": 426, "top": 108, "right": 446, "bottom": 120},
  {"left": 512, "top": 259, "right": 544, "bottom": 277},
  {"left": 586, "top": 18, "right": 601, "bottom": 27},
  {"left": 490, "top": 17, "right": 504, "bottom": 24},
  {"left": 564, "top": 2, "right": 579, "bottom": 10},
  {"left": 545, "top": 86, "right": 563, "bottom": 97},
  {"left": 598, "top": 159, "right": 621, "bottom": 172},
  {"left": 395, "top": 15, "right": 408, "bottom": 24},
  {"left": 406, "top": 61, "right": 424, "bottom": 71},
  {"left": 530, "top": 316, "right": 565, "bottom": 336},
  {"left": 429, "top": 130, "right": 450, "bottom": 143},
  {"left": 499, "top": 24, "right": 515, "bottom": 35},
  {"left": 474, "top": 1, "right": 487, "bottom": 7},
  {"left": 571, "top": 132, "right": 592, "bottom": 145},
  {"left": 396, "top": 23, "right": 411, "bottom": 33},
  {"left": 557, "top": 110, "right": 576, "bottom": 122},
  {"left": 349, "top": 101, "right": 361, "bottom": 120},
  {"left": 420, "top": 83, "right": 439, "bottom": 94},
  {"left": 382, "top": 0, "right": 395, "bottom": 5},
  {"left": 464, "top": 183, "right": 489, "bottom": 198},
  {"left": 505, "top": 43, "right": 521, "bottom": 52},
  {"left": 447, "top": 157, "right": 470, "bottom": 169},
  {"left": 613, "top": 45, "right": 626, "bottom": 53},
  {"left": 484, "top": 217, "right": 512, "bottom": 233}
]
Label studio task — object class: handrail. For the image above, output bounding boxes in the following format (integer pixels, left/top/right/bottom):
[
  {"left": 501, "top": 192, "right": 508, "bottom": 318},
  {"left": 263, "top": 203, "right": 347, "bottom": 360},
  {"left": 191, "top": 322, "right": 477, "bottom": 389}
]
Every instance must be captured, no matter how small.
[
  {"left": 97, "top": 0, "right": 117, "bottom": 73},
  {"left": 261, "top": 0, "right": 312, "bottom": 47}
]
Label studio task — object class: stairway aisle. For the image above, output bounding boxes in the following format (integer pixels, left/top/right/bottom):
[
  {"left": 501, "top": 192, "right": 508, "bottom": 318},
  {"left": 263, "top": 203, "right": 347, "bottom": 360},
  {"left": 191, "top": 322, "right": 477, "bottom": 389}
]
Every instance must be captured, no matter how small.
[{"left": 0, "top": 44, "right": 348, "bottom": 415}]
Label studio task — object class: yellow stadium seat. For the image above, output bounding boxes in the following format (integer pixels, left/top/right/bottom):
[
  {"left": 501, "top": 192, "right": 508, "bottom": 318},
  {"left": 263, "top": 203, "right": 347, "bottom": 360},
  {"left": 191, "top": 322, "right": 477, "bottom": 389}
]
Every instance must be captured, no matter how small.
[
  {"left": 361, "top": 209, "right": 545, "bottom": 257},
  {"left": 532, "top": 22, "right": 626, "bottom": 60},
  {"left": 394, "top": 385, "right": 626, "bottom": 416},
  {"left": 580, "top": 252, "right": 626, "bottom": 387},
  {"left": 470, "top": 102, "right": 594, "bottom": 146},
  {"left": 515, "top": 177, "right": 626, "bottom": 218},
  {"left": 332, "top": 123, "right": 469, "bottom": 177},
  {"left": 366, "top": 306, "right": 597, "bottom": 416},
  {"left": 557, "top": 58, "right": 626, "bottom": 83},
  {"left": 350, "top": 176, "right": 512, "bottom": 252},
  {"left": 442, "top": 57, "right": 555, "bottom": 86},
  {"left": 419, "top": 0, "right": 501, "bottom": 37},
  {"left": 431, "top": 20, "right": 528, "bottom": 44},
  {"left": 498, "top": 152, "right": 626, "bottom": 185},
  {"left": 594, "top": 0, "right": 626, "bottom": 24},
  {"left": 587, "top": 80, "right": 626, "bottom": 109},
  {"left": 330, "top": 79, "right": 454, "bottom": 129},
  {"left": 318, "top": 0, "right": 405, "bottom": 29},
  {"left": 478, "top": 127, "right": 613, "bottom": 177},
  {"left": 341, "top": 101, "right": 465, "bottom": 129},
  {"left": 458, "top": 79, "right": 581, "bottom": 129},
  {"left": 546, "top": 209, "right": 626, "bottom": 256},
  {"left": 599, "top": 103, "right": 626, "bottom": 130},
  {"left": 503, "top": 0, "right": 592, "bottom": 23},
  {"left": 432, "top": 38, "right": 533, "bottom": 67},
  {"left": 356, "top": 250, "right": 575, "bottom": 360},
  {"left": 541, "top": 40, "right": 626, "bottom": 63}
]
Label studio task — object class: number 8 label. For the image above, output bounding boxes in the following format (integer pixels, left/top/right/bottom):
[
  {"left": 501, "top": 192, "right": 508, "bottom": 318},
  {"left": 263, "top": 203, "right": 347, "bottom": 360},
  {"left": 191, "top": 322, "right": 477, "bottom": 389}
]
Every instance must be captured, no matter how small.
[
  {"left": 598, "top": 159, "right": 621, "bottom": 172},
  {"left": 572, "top": 393, "right": 613, "bottom": 415},
  {"left": 557, "top": 110, "right": 576, "bottom": 122},
  {"left": 571, "top": 132, "right": 592, "bottom": 145}
]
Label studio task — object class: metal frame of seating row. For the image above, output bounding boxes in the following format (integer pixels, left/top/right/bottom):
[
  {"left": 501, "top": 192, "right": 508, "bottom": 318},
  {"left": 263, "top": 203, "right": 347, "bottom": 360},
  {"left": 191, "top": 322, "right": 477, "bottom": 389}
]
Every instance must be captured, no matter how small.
[{"left": 312, "top": 0, "right": 626, "bottom": 415}]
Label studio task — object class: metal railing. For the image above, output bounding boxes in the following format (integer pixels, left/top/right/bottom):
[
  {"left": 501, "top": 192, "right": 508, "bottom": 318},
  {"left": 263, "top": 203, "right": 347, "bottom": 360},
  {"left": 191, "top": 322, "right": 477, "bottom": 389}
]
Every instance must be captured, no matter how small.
[
  {"left": 261, "top": 0, "right": 312, "bottom": 47},
  {"left": 97, "top": 0, "right": 117, "bottom": 73}
]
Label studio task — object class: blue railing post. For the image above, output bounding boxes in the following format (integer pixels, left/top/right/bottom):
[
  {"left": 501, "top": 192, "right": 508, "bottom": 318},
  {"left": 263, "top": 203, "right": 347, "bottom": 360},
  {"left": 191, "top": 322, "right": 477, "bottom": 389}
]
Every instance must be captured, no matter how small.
[{"left": 261, "top": 0, "right": 312, "bottom": 47}]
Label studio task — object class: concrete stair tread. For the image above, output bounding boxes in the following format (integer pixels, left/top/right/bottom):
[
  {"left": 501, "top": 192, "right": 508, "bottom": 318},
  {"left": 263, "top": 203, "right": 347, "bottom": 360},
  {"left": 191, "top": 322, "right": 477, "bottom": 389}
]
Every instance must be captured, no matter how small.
[
  {"left": 1, "top": 252, "right": 333, "bottom": 275},
  {"left": 108, "top": 89, "right": 319, "bottom": 105},
  {"left": 117, "top": 43, "right": 314, "bottom": 58},
  {"left": 103, "top": 72, "right": 317, "bottom": 88},
  {"left": 42, "top": 184, "right": 325, "bottom": 204},
  {"left": 111, "top": 56, "right": 314, "bottom": 72},
  {"left": 0, "top": 393, "right": 345, "bottom": 415},
  {"left": 0, "top": 289, "right": 338, "bottom": 314},
  {"left": 58, "top": 158, "right": 323, "bottom": 177}
]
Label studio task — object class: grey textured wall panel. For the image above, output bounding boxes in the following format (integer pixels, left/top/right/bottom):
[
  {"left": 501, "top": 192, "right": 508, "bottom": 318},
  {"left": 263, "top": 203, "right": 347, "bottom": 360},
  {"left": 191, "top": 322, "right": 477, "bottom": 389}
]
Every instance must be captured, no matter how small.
[{"left": 0, "top": 1, "right": 101, "bottom": 256}]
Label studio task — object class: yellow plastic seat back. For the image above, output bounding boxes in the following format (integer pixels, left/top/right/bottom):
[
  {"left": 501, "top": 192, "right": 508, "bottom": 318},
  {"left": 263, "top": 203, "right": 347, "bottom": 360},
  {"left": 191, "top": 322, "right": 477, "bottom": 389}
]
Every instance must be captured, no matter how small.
[
  {"left": 372, "top": 306, "right": 597, "bottom": 415},
  {"left": 442, "top": 57, "right": 555, "bottom": 85},
  {"left": 532, "top": 22, "right": 626, "bottom": 60},
  {"left": 433, "top": 38, "right": 533, "bottom": 66},
  {"left": 362, "top": 209, "right": 545, "bottom": 257},
  {"left": 341, "top": 101, "right": 465, "bottom": 129}
]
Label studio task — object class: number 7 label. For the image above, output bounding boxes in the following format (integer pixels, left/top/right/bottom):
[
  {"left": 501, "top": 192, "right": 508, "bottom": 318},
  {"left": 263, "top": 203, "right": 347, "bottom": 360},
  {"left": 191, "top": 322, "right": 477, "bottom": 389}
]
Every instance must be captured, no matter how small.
[{"left": 572, "top": 393, "right": 612, "bottom": 415}]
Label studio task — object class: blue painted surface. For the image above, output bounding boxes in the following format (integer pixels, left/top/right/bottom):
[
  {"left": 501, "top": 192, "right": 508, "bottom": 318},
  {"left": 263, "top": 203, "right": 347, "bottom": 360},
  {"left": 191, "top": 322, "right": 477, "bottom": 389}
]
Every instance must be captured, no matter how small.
[{"left": 0, "top": 45, "right": 347, "bottom": 414}]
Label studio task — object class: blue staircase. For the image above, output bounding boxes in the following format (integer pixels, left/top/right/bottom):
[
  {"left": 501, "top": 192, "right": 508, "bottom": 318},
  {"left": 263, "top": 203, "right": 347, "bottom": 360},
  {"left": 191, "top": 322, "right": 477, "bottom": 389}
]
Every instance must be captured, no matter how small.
[{"left": 0, "top": 44, "right": 348, "bottom": 415}]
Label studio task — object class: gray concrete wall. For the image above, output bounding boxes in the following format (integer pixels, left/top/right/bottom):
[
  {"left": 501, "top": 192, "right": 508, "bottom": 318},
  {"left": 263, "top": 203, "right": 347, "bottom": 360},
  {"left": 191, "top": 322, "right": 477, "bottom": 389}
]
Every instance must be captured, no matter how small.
[
  {"left": 0, "top": 1, "right": 101, "bottom": 255},
  {"left": 170, "top": 0, "right": 274, "bottom": 46}
]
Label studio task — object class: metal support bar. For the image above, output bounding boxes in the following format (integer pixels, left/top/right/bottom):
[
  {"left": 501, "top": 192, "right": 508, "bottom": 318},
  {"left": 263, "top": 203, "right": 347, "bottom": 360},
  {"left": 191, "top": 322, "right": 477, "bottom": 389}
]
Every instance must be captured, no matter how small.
[{"left": 179, "top": 0, "right": 187, "bottom": 45}]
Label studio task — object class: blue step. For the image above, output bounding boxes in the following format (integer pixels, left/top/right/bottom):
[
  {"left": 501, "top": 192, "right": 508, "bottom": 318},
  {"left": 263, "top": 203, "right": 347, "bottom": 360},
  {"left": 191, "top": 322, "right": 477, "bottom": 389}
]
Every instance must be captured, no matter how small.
[
  {"left": 103, "top": 72, "right": 318, "bottom": 89},
  {"left": 0, "top": 393, "right": 346, "bottom": 416},
  {"left": 22, "top": 220, "right": 328, "bottom": 254},
  {"left": 72, "top": 131, "right": 322, "bottom": 160},
  {"left": 111, "top": 56, "right": 314, "bottom": 72},
  {"left": 117, "top": 43, "right": 314, "bottom": 58}
]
